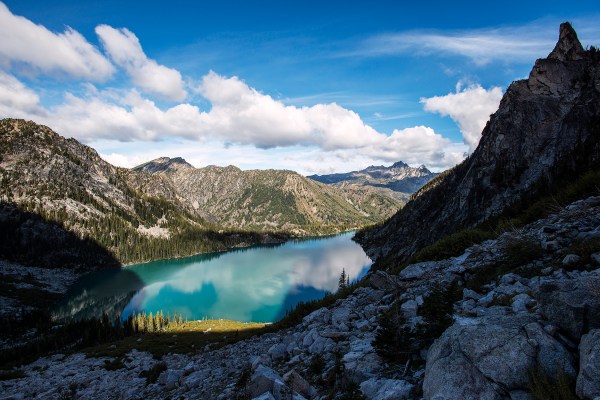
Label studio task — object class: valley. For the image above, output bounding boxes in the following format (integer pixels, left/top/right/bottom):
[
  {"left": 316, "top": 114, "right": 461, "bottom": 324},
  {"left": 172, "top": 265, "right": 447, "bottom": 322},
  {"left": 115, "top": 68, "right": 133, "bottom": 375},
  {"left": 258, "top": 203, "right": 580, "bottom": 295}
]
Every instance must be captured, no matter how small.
[{"left": 0, "top": 13, "right": 599, "bottom": 400}]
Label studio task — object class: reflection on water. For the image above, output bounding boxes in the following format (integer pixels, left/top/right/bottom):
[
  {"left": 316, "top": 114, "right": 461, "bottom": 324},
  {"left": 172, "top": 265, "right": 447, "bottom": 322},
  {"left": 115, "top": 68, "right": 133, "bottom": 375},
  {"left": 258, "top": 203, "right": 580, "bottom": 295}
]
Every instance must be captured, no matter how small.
[{"left": 55, "top": 232, "right": 372, "bottom": 322}]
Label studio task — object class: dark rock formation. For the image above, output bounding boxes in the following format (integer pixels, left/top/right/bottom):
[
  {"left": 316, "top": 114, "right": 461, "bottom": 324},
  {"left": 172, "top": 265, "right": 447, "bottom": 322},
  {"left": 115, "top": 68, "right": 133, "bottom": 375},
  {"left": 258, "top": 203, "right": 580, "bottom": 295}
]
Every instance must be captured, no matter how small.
[{"left": 357, "top": 22, "right": 600, "bottom": 263}]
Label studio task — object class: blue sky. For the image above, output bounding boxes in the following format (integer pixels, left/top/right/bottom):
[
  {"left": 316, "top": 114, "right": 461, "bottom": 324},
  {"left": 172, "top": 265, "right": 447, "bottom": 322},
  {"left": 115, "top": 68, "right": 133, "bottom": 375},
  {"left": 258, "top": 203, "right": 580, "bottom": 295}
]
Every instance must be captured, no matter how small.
[{"left": 0, "top": 1, "right": 599, "bottom": 174}]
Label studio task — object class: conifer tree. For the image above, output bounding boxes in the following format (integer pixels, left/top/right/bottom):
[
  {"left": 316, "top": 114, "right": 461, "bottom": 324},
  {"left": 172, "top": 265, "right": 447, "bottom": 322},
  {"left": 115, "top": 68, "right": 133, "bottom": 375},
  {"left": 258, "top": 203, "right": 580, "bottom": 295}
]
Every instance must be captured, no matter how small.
[
  {"left": 338, "top": 268, "right": 348, "bottom": 290},
  {"left": 372, "top": 301, "right": 412, "bottom": 363}
]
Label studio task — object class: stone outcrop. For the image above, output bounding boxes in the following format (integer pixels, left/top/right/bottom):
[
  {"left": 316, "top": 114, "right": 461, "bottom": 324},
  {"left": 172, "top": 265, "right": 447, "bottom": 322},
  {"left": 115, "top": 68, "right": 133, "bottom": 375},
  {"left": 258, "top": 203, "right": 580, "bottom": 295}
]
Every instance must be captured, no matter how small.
[
  {"left": 357, "top": 22, "right": 600, "bottom": 263},
  {"left": 577, "top": 329, "right": 600, "bottom": 399}
]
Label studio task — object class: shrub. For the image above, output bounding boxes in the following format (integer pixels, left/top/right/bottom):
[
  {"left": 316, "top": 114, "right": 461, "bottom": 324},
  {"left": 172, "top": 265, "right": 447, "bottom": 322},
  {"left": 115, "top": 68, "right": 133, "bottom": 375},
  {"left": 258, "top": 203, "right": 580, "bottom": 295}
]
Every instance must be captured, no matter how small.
[
  {"left": 407, "top": 229, "right": 495, "bottom": 265},
  {"left": 308, "top": 353, "right": 326, "bottom": 377},
  {"left": 103, "top": 358, "right": 126, "bottom": 371},
  {"left": 139, "top": 361, "right": 167, "bottom": 384}
]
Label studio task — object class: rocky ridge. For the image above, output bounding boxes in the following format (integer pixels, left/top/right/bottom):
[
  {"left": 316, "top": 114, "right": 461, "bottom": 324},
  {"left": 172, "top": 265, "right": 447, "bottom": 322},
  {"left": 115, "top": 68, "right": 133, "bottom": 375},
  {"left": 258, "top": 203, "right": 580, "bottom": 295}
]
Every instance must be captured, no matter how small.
[
  {"left": 357, "top": 22, "right": 600, "bottom": 263},
  {"left": 2, "top": 195, "right": 599, "bottom": 399},
  {"left": 308, "top": 161, "right": 437, "bottom": 203},
  {"left": 133, "top": 157, "right": 402, "bottom": 234}
]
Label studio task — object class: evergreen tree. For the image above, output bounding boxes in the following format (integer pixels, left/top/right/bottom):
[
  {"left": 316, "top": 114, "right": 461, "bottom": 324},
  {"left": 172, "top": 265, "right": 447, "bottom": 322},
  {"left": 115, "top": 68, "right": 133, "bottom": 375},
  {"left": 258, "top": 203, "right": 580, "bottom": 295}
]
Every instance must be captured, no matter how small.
[
  {"left": 338, "top": 268, "right": 348, "bottom": 291},
  {"left": 372, "top": 301, "right": 412, "bottom": 363},
  {"left": 418, "top": 281, "right": 460, "bottom": 343}
]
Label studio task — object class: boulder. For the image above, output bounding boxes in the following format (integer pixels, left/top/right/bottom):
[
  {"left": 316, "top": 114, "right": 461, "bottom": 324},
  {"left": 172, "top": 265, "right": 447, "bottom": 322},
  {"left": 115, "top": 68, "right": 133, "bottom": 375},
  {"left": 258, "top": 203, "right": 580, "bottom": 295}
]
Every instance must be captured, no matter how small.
[
  {"left": 360, "top": 378, "right": 413, "bottom": 400},
  {"left": 248, "top": 365, "right": 288, "bottom": 400},
  {"left": 423, "top": 315, "right": 575, "bottom": 399},
  {"left": 331, "top": 306, "right": 351, "bottom": 328},
  {"left": 511, "top": 293, "right": 535, "bottom": 314},
  {"left": 283, "top": 370, "right": 317, "bottom": 399},
  {"left": 576, "top": 329, "right": 600, "bottom": 399},
  {"left": 157, "top": 369, "right": 183, "bottom": 390},
  {"left": 308, "top": 335, "right": 335, "bottom": 354},
  {"left": 367, "top": 270, "right": 399, "bottom": 290},
  {"left": 536, "top": 274, "right": 600, "bottom": 340},
  {"left": 302, "top": 307, "right": 330, "bottom": 326},
  {"left": 562, "top": 254, "right": 581, "bottom": 266},
  {"left": 400, "top": 300, "right": 418, "bottom": 318},
  {"left": 268, "top": 343, "right": 287, "bottom": 361}
]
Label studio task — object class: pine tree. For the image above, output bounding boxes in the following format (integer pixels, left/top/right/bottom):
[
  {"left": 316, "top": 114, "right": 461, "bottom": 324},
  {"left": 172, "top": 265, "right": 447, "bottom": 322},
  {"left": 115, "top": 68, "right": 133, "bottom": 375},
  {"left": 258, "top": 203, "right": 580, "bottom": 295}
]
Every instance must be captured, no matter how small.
[
  {"left": 418, "top": 281, "right": 460, "bottom": 343},
  {"left": 338, "top": 269, "right": 348, "bottom": 291},
  {"left": 372, "top": 301, "right": 412, "bottom": 363}
]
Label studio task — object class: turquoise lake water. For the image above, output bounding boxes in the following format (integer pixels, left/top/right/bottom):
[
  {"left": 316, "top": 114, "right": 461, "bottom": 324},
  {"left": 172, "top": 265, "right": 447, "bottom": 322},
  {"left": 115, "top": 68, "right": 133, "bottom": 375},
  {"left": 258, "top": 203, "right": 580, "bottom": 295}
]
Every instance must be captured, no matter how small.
[{"left": 54, "top": 232, "right": 372, "bottom": 323}]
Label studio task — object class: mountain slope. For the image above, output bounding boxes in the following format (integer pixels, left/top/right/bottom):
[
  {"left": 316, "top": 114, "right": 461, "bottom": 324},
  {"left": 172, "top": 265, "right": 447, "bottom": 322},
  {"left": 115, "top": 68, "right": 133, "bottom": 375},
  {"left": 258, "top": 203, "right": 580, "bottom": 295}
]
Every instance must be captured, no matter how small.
[
  {"left": 133, "top": 157, "right": 402, "bottom": 235},
  {"left": 308, "top": 161, "right": 437, "bottom": 201},
  {"left": 0, "top": 119, "right": 286, "bottom": 264},
  {"left": 357, "top": 22, "right": 600, "bottom": 263}
]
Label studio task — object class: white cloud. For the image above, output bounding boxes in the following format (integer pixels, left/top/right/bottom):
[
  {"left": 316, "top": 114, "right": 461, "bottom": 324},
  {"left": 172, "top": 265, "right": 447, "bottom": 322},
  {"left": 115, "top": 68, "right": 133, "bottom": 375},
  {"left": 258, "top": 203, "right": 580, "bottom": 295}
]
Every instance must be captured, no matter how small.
[
  {"left": 421, "top": 83, "right": 503, "bottom": 151},
  {"left": 1, "top": 67, "right": 467, "bottom": 172},
  {"left": 48, "top": 72, "right": 465, "bottom": 169},
  {"left": 0, "top": 71, "right": 46, "bottom": 118},
  {"left": 95, "top": 25, "right": 187, "bottom": 101},
  {"left": 0, "top": 2, "right": 114, "bottom": 80},
  {"left": 352, "top": 19, "right": 600, "bottom": 65}
]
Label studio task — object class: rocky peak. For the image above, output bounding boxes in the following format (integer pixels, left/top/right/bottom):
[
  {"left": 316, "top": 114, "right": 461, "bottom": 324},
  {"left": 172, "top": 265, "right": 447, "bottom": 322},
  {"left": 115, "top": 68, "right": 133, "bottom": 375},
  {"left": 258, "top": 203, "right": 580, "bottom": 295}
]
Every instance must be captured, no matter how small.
[
  {"left": 390, "top": 161, "right": 409, "bottom": 169},
  {"left": 357, "top": 23, "right": 600, "bottom": 262},
  {"left": 134, "top": 156, "right": 194, "bottom": 173},
  {"left": 548, "top": 22, "right": 585, "bottom": 62}
]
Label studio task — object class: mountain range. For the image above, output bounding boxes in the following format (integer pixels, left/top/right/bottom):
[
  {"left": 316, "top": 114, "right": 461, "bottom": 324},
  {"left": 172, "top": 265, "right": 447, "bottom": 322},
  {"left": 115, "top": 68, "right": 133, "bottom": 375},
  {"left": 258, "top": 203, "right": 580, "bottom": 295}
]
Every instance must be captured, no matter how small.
[
  {"left": 131, "top": 156, "right": 403, "bottom": 234},
  {"left": 0, "top": 119, "right": 403, "bottom": 264},
  {"left": 308, "top": 161, "right": 437, "bottom": 202}
]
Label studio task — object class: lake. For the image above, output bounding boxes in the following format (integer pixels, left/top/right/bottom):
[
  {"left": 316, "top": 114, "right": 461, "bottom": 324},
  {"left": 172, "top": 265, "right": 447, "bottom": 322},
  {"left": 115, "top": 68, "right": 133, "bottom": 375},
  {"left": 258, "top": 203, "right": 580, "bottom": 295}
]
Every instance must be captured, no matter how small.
[{"left": 53, "top": 231, "right": 372, "bottom": 323}]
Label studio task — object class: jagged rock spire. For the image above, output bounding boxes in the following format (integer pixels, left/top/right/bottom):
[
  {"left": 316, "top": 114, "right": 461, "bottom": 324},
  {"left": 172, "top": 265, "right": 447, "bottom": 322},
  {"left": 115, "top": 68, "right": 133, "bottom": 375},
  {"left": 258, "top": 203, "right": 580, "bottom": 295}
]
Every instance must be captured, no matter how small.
[{"left": 548, "top": 22, "right": 585, "bottom": 62}]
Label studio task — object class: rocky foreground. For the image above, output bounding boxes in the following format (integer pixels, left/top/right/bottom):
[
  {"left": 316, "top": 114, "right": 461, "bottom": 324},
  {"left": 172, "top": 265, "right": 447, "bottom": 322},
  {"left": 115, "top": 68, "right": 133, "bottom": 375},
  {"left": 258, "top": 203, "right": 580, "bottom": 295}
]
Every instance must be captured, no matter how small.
[{"left": 2, "top": 195, "right": 600, "bottom": 399}]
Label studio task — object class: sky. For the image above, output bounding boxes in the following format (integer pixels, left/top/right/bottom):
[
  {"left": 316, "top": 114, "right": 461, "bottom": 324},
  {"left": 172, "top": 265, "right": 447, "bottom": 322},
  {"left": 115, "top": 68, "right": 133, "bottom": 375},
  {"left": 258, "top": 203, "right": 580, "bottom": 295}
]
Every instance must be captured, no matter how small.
[{"left": 0, "top": 1, "right": 599, "bottom": 174}]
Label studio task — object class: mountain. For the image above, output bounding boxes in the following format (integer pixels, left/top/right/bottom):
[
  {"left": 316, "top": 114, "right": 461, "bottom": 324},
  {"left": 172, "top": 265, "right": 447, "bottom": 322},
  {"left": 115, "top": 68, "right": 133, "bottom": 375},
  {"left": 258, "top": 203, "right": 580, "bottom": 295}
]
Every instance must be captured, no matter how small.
[
  {"left": 0, "top": 119, "right": 400, "bottom": 266},
  {"left": 308, "top": 161, "right": 437, "bottom": 202},
  {"left": 0, "top": 119, "right": 287, "bottom": 265},
  {"left": 132, "top": 157, "right": 403, "bottom": 235},
  {"left": 357, "top": 22, "right": 600, "bottom": 264}
]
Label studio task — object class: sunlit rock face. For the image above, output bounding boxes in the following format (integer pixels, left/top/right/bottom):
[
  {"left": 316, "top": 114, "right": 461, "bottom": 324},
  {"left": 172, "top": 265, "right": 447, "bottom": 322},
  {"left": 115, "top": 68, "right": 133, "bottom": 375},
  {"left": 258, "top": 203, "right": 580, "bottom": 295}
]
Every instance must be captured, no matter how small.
[{"left": 358, "top": 22, "right": 600, "bottom": 264}]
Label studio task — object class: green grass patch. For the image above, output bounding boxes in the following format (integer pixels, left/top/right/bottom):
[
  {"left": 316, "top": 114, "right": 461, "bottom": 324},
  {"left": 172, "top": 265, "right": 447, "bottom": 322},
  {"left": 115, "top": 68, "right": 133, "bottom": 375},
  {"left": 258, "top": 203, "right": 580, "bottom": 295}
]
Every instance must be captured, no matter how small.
[{"left": 83, "top": 320, "right": 266, "bottom": 359}]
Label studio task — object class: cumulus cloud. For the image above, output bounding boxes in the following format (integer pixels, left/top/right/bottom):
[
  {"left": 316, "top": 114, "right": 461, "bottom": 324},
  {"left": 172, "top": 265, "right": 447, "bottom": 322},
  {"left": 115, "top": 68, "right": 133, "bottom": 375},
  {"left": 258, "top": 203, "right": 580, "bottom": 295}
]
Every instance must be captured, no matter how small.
[
  {"left": 421, "top": 83, "right": 503, "bottom": 151},
  {"left": 0, "top": 2, "right": 114, "bottom": 80},
  {"left": 0, "top": 71, "right": 46, "bottom": 118},
  {"left": 95, "top": 25, "right": 187, "bottom": 101},
  {"left": 1, "top": 66, "right": 468, "bottom": 172},
  {"left": 44, "top": 71, "right": 464, "bottom": 169}
]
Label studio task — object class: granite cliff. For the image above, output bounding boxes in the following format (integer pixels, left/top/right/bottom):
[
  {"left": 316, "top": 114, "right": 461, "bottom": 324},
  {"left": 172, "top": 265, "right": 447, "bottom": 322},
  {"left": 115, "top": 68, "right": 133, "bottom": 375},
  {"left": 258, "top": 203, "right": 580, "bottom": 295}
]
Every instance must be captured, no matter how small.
[{"left": 357, "top": 22, "right": 600, "bottom": 265}]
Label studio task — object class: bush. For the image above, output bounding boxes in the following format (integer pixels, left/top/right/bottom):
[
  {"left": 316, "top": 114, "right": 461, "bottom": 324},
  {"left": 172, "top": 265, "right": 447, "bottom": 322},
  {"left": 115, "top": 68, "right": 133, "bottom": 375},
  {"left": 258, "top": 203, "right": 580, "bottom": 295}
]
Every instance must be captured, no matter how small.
[
  {"left": 139, "top": 361, "right": 167, "bottom": 384},
  {"left": 406, "top": 229, "right": 495, "bottom": 265},
  {"left": 103, "top": 358, "right": 126, "bottom": 371}
]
